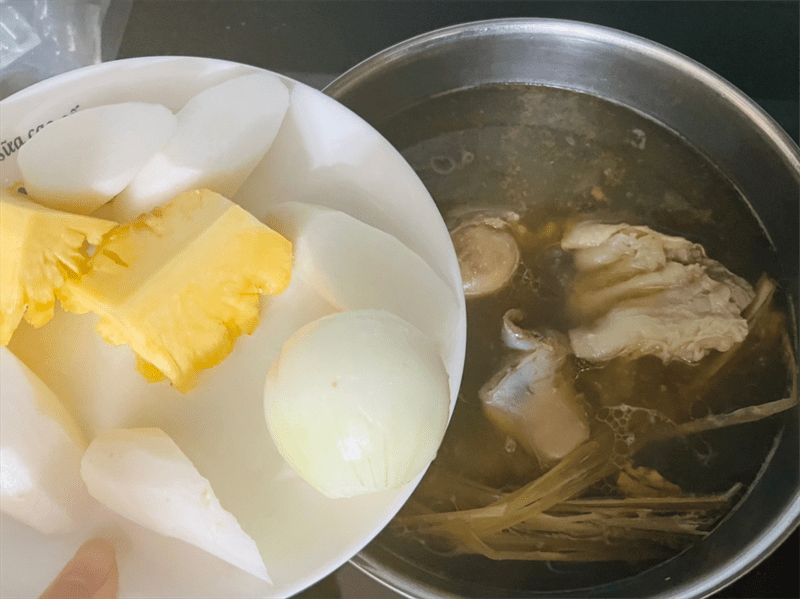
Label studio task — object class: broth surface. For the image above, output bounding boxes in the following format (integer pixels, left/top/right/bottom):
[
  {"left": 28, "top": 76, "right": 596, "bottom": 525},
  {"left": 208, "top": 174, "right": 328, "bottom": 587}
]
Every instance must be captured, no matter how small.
[{"left": 371, "top": 85, "right": 793, "bottom": 593}]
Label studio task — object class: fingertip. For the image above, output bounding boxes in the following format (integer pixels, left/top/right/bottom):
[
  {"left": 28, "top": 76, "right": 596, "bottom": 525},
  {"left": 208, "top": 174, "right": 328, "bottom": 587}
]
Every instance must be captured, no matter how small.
[
  {"left": 75, "top": 538, "right": 117, "bottom": 572},
  {"left": 41, "top": 537, "right": 118, "bottom": 599},
  {"left": 92, "top": 559, "right": 119, "bottom": 599}
]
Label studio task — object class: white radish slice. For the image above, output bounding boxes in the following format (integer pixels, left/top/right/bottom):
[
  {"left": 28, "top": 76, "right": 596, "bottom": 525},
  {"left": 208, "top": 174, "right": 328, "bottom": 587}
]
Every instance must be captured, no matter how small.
[
  {"left": 16, "top": 103, "right": 177, "bottom": 215},
  {"left": 113, "top": 74, "right": 290, "bottom": 221},
  {"left": 0, "top": 347, "right": 92, "bottom": 533},
  {"left": 81, "top": 427, "right": 270, "bottom": 583},
  {"left": 264, "top": 202, "right": 460, "bottom": 358}
]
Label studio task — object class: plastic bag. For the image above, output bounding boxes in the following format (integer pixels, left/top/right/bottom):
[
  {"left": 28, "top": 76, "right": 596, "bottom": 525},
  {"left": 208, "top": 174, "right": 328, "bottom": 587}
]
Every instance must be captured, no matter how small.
[{"left": 0, "top": 0, "right": 132, "bottom": 100}]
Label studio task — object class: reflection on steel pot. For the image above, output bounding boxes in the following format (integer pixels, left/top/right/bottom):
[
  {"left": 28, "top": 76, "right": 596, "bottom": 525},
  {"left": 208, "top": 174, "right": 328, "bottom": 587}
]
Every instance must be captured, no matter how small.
[{"left": 325, "top": 19, "right": 799, "bottom": 599}]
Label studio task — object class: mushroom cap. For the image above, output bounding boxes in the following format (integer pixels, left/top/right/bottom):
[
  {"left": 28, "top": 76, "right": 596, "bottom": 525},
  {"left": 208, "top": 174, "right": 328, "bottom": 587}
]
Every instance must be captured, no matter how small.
[{"left": 450, "top": 214, "right": 521, "bottom": 298}]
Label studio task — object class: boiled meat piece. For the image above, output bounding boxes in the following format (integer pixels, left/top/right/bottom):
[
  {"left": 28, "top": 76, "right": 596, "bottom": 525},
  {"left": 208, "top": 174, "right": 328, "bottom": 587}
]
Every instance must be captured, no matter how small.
[
  {"left": 562, "top": 222, "right": 755, "bottom": 363},
  {"left": 479, "top": 310, "right": 589, "bottom": 468}
]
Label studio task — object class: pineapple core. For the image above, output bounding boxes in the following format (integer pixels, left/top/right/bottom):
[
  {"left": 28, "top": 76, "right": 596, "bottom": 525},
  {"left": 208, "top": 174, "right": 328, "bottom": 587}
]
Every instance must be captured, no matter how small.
[
  {"left": 0, "top": 188, "right": 116, "bottom": 346},
  {"left": 60, "top": 189, "right": 292, "bottom": 392}
]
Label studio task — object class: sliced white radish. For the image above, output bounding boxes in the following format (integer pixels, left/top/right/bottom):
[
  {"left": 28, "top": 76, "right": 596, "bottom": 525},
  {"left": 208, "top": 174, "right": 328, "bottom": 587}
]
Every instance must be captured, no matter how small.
[
  {"left": 0, "top": 347, "right": 92, "bottom": 533},
  {"left": 113, "top": 73, "right": 290, "bottom": 221},
  {"left": 263, "top": 202, "right": 460, "bottom": 358},
  {"left": 16, "top": 103, "right": 177, "bottom": 215},
  {"left": 80, "top": 427, "right": 270, "bottom": 583}
]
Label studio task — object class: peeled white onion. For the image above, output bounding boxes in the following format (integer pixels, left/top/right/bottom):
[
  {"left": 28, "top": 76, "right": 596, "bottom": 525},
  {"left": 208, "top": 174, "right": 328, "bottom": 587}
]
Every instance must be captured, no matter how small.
[
  {"left": 264, "top": 309, "right": 450, "bottom": 499},
  {"left": 113, "top": 73, "right": 290, "bottom": 220},
  {"left": 16, "top": 103, "right": 177, "bottom": 214},
  {"left": 0, "top": 347, "right": 93, "bottom": 533}
]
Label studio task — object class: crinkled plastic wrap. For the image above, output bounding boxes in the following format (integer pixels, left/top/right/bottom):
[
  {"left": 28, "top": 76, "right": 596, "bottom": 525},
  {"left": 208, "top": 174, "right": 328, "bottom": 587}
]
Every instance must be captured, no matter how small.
[{"left": 0, "top": 0, "right": 132, "bottom": 99}]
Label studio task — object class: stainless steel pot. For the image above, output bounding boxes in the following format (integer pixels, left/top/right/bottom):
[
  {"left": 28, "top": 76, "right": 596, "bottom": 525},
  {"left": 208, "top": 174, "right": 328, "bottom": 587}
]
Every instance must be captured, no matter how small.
[{"left": 325, "top": 19, "right": 799, "bottom": 599}]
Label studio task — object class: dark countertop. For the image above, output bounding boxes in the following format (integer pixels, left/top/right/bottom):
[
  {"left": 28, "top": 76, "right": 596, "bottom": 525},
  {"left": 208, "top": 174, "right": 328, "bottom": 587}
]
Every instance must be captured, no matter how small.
[{"left": 117, "top": 2, "right": 799, "bottom": 598}]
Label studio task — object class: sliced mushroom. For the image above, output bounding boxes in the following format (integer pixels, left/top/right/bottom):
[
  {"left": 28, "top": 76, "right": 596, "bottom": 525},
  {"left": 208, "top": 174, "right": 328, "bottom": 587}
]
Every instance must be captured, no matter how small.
[
  {"left": 450, "top": 213, "right": 521, "bottom": 298},
  {"left": 502, "top": 308, "right": 544, "bottom": 351}
]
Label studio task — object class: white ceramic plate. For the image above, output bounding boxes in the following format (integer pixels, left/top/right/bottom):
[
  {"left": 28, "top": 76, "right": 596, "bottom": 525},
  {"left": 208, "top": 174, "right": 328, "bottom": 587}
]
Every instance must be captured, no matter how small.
[{"left": 0, "top": 57, "right": 466, "bottom": 598}]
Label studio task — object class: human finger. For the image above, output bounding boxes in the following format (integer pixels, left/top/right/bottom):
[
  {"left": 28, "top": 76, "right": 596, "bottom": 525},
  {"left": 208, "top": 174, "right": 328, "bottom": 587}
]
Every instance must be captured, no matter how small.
[{"left": 40, "top": 538, "right": 119, "bottom": 599}]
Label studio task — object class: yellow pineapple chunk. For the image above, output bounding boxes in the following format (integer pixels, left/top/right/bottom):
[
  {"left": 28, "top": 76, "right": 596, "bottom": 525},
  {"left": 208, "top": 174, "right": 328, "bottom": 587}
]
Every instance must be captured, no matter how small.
[
  {"left": 0, "top": 187, "right": 116, "bottom": 346},
  {"left": 60, "top": 189, "right": 292, "bottom": 393}
]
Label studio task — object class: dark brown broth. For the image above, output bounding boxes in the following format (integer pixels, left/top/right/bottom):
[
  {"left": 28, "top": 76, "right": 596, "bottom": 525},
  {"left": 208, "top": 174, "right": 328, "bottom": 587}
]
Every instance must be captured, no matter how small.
[{"left": 375, "top": 85, "right": 791, "bottom": 592}]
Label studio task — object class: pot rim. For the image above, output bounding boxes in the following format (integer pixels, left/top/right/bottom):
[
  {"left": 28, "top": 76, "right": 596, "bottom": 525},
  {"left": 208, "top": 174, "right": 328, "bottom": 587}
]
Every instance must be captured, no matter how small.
[{"left": 326, "top": 17, "right": 800, "bottom": 170}]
